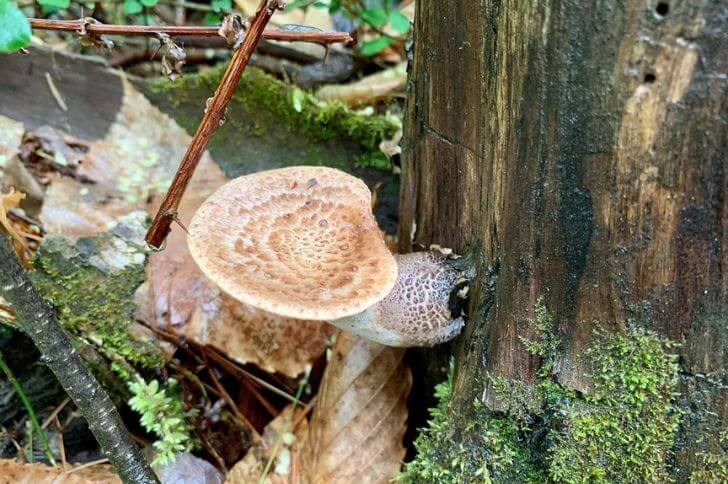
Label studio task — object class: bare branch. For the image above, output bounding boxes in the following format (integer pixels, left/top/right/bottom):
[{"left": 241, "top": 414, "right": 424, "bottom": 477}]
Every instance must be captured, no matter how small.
[
  {"left": 28, "top": 18, "right": 352, "bottom": 45},
  {"left": 145, "top": 0, "right": 283, "bottom": 248}
]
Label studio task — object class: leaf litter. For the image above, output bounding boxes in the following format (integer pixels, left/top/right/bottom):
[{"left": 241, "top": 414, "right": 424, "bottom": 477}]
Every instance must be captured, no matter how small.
[{"left": 0, "top": 65, "right": 411, "bottom": 481}]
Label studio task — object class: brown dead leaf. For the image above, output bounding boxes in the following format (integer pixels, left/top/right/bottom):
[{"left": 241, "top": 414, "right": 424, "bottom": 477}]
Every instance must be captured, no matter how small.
[
  {"left": 0, "top": 188, "right": 37, "bottom": 265},
  {"left": 40, "top": 76, "right": 192, "bottom": 236},
  {"left": 227, "top": 333, "right": 412, "bottom": 483},
  {"left": 19, "top": 126, "right": 92, "bottom": 185},
  {"left": 0, "top": 188, "right": 26, "bottom": 246},
  {"left": 0, "top": 459, "right": 121, "bottom": 484},
  {"left": 300, "top": 332, "right": 411, "bottom": 483},
  {"left": 226, "top": 404, "right": 310, "bottom": 484}
]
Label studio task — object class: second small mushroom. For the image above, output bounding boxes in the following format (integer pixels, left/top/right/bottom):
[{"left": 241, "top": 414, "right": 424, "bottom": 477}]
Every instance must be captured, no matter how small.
[{"left": 187, "top": 166, "right": 469, "bottom": 347}]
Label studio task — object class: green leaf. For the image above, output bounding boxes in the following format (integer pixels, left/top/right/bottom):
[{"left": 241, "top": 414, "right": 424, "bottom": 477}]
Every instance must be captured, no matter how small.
[
  {"left": 123, "top": 0, "right": 142, "bottom": 14},
  {"left": 37, "top": 0, "right": 70, "bottom": 8},
  {"left": 328, "top": 0, "right": 340, "bottom": 13},
  {"left": 360, "top": 7, "right": 387, "bottom": 28},
  {"left": 291, "top": 88, "right": 305, "bottom": 113},
  {"left": 139, "top": 0, "right": 158, "bottom": 6},
  {"left": 388, "top": 10, "right": 410, "bottom": 33},
  {"left": 0, "top": 0, "right": 31, "bottom": 52},
  {"left": 359, "top": 36, "right": 392, "bottom": 56},
  {"left": 210, "top": 0, "right": 231, "bottom": 13},
  {"left": 202, "top": 11, "right": 221, "bottom": 25}
]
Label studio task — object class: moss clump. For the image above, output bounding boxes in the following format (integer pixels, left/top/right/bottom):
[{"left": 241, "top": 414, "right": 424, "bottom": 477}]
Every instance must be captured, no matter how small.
[
  {"left": 400, "top": 300, "right": 682, "bottom": 483},
  {"left": 547, "top": 327, "right": 681, "bottom": 483},
  {"left": 30, "top": 213, "right": 163, "bottom": 370},
  {"left": 399, "top": 361, "right": 543, "bottom": 483},
  {"left": 145, "top": 66, "right": 400, "bottom": 167},
  {"left": 129, "top": 377, "right": 196, "bottom": 465}
]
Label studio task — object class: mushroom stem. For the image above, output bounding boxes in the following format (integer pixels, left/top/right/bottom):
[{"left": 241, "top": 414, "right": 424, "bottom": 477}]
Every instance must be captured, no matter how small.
[{"left": 331, "top": 252, "right": 472, "bottom": 347}]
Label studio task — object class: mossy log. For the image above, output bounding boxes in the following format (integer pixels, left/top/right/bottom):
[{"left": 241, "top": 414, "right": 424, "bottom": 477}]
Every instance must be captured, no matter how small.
[
  {"left": 400, "top": 0, "right": 726, "bottom": 482},
  {"left": 0, "top": 45, "right": 401, "bottom": 232}
]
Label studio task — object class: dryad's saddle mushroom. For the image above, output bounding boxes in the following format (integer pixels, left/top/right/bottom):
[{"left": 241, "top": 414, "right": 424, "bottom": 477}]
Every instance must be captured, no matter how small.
[{"left": 188, "top": 166, "right": 469, "bottom": 347}]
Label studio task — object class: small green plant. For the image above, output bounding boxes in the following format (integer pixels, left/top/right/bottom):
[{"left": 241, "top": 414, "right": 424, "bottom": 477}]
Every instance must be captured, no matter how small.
[
  {"left": 286, "top": 0, "right": 411, "bottom": 56},
  {"left": 128, "top": 378, "right": 196, "bottom": 465},
  {"left": 203, "top": 0, "right": 233, "bottom": 26}
]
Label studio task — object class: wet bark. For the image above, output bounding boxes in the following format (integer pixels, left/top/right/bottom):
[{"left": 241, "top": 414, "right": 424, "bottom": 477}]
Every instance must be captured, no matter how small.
[{"left": 400, "top": 0, "right": 725, "bottom": 477}]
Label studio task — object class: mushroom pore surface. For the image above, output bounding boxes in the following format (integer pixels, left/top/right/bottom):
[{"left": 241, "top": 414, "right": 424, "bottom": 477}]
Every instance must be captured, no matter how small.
[
  {"left": 332, "top": 252, "right": 467, "bottom": 347},
  {"left": 188, "top": 166, "right": 398, "bottom": 320}
]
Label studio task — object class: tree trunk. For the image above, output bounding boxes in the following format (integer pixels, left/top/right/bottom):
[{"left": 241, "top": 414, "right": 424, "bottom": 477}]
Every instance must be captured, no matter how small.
[{"left": 400, "top": 0, "right": 725, "bottom": 481}]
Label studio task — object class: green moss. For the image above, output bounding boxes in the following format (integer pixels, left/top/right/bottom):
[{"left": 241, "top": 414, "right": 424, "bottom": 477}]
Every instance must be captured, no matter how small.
[
  {"left": 399, "top": 361, "right": 543, "bottom": 483},
  {"left": 547, "top": 326, "right": 681, "bottom": 483},
  {"left": 129, "top": 377, "right": 196, "bottom": 465},
  {"left": 30, "top": 213, "right": 163, "bottom": 371},
  {"left": 689, "top": 430, "right": 728, "bottom": 483},
  {"left": 144, "top": 66, "right": 400, "bottom": 166},
  {"left": 400, "top": 300, "right": 682, "bottom": 483}
]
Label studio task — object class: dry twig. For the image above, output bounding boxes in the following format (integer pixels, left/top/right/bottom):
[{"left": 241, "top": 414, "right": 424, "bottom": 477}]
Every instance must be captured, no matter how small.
[
  {"left": 145, "top": 0, "right": 284, "bottom": 248},
  {"left": 28, "top": 18, "right": 352, "bottom": 45}
]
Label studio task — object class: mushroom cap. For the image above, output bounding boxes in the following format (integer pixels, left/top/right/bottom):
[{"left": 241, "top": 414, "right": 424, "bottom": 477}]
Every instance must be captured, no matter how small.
[{"left": 187, "top": 166, "right": 398, "bottom": 320}]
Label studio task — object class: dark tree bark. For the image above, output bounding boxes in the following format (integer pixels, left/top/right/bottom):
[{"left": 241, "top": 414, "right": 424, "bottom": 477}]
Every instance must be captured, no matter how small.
[{"left": 401, "top": 0, "right": 725, "bottom": 479}]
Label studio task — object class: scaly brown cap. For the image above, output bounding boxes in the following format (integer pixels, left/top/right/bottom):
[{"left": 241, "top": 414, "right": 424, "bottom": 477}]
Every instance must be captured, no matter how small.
[{"left": 188, "top": 166, "right": 397, "bottom": 320}]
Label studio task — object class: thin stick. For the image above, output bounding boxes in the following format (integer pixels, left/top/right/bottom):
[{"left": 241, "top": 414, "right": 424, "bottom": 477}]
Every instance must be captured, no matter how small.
[
  {"left": 62, "top": 458, "right": 109, "bottom": 475},
  {"left": 55, "top": 415, "right": 67, "bottom": 472},
  {"left": 205, "top": 364, "right": 266, "bottom": 449},
  {"left": 41, "top": 397, "right": 71, "bottom": 430},
  {"left": 0, "top": 235, "right": 159, "bottom": 483},
  {"left": 28, "top": 18, "right": 352, "bottom": 45},
  {"left": 145, "top": 0, "right": 283, "bottom": 248}
]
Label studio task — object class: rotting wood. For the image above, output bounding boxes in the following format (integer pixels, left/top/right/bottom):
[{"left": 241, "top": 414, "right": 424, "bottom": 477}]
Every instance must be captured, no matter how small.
[{"left": 401, "top": 0, "right": 726, "bottom": 478}]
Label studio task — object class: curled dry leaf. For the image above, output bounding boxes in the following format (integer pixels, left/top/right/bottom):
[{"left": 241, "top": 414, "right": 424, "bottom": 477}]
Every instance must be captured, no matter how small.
[
  {"left": 0, "top": 459, "right": 121, "bottom": 484},
  {"left": 300, "top": 332, "right": 412, "bottom": 483},
  {"left": 226, "top": 333, "right": 411, "bottom": 484},
  {"left": 0, "top": 188, "right": 26, "bottom": 248}
]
